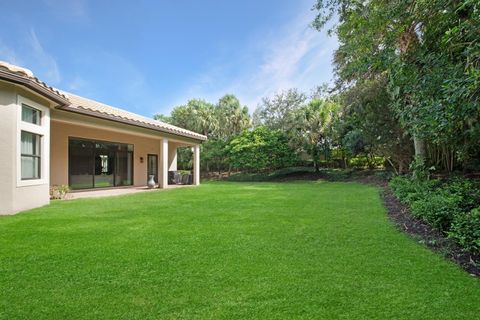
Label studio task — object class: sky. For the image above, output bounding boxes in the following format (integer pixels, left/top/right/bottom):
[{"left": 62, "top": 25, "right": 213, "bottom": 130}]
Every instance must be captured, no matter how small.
[{"left": 0, "top": 0, "right": 338, "bottom": 118}]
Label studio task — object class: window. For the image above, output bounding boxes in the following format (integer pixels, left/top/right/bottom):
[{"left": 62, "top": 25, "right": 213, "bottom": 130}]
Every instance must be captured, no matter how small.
[
  {"left": 21, "top": 131, "right": 41, "bottom": 180},
  {"left": 22, "top": 104, "right": 41, "bottom": 125},
  {"left": 16, "top": 96, "right": 49, "bottom": 187}
]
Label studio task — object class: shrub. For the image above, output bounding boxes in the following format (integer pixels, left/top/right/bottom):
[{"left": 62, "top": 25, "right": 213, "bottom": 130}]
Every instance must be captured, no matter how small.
[
  {"left": 389, "top": 176, "right": 440, "bottom": 206},
  {"left": 390, "top": 176, "right": 416, "bottom": 200},
  {"left": 390, "top": 175, "right": 480, "bottom": 249},
  {"left": 443, "top": 177, "right": 480, "bottom": 212},
  {"left": 449, "top": 208, "right": 480, "bottom": 254},
  {"left": 410, "top": 192, "right": 462, "bottom": 231},
  {"left": 50, "top": 185, "right": 70, "bottom": 200}
]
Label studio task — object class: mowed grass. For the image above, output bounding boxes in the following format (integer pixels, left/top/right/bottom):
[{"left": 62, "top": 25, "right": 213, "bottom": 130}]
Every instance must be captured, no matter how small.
[{"left": 0, "top": 181, "right": 479, "bottom": 319}]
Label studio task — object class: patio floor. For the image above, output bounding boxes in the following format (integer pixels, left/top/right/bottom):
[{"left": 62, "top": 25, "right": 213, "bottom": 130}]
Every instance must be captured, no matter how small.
[{"left": 68, "top": 185, "right": 194, "bottom": 200}]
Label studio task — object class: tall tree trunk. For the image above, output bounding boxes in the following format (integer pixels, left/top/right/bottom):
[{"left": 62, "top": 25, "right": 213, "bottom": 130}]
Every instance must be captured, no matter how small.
[
  {"left": 413, "top": 135, "right": 426, "bottom": 159},
  {"left": 398, "top": 160, "right": 405, "bottom": 175}
]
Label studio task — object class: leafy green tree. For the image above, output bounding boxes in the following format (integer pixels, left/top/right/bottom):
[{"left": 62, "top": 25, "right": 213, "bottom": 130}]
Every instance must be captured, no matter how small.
[
  {"left": 313, "top": 0, "right": 480, "bottom": 173},
  {"left": 338, "top": 79, "right": 413, "bottom": 173},
  {"left": 199, "top": 139, "right": 229, "bottom": 174},
  {"left": 253, "top": 89, "right": 307, "bottom": 131},
  {"left": 154, "top": 95, "right": 252, "bottom": 174},
  {"left": 154, "top": 99, "right": 217, "bottom": 136},
  {"left": 290, "top": 99, "right": 339, "bottom": 172},
  {"left": 226, "top": 126, "right": 297, "bottom": 172},
  {"left": 215, "top": 94, "right": 251, "bottom": 139}
]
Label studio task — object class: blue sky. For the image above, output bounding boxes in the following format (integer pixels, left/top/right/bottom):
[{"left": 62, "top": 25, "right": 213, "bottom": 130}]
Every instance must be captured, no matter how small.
[{"left": 0, "top": 0, "right": 337, "bottom": 117}]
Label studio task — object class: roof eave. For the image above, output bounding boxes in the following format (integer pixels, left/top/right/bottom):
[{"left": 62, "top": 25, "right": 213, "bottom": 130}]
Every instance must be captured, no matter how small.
[
  {"left": 60, "top": 105, "right": 207, "bottom": 142},
  {"left": 0, "top": 69, "right": 70, "bottom": 107}
]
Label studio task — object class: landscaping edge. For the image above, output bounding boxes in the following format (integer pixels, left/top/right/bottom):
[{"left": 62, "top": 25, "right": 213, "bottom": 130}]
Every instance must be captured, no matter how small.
[
  {"left": 267, "top": 169, "right": 480, "bottom": 277},
  {"left": 381, "top": 186, "right": 479, "bottom": 277}
]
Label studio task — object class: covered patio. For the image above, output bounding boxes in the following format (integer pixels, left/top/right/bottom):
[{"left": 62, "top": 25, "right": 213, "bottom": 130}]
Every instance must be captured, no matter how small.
[{"left": 49, "top": 93, "right": 204, "bottom": 193}]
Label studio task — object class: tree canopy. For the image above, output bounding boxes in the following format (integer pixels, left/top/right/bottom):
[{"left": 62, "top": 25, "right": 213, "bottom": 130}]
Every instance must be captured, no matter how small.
[{"left": 313, "top": 0, "right": 480, "bottom": 172}]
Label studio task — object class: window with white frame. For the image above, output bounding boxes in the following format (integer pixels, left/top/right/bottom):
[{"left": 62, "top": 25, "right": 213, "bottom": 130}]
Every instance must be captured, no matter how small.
[
  {"left": 17, "top": 97, "right": 50, "bottom": 186},
  {"left": 21, "top": 131, "right": 41, "bottom": 180},
  {"left": 21, "top": 104, "right": 42, "bottom": 125}
]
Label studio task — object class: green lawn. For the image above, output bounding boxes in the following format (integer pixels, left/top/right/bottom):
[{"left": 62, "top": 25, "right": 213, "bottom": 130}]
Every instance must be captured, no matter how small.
[{"left": 1, "top": 181, "right": 479, "bottom": 319}]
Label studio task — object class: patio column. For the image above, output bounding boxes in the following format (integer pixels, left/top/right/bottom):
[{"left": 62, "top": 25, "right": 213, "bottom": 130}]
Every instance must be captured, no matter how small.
[
  {"left": 168, "top": 145, "right": 177, "bottom": 171},
  {"left": 193, "top": 144, "right": 200, "bottom": 185},
  {"left": 159, "top": 138, "right": 169, "bottom": 189}
]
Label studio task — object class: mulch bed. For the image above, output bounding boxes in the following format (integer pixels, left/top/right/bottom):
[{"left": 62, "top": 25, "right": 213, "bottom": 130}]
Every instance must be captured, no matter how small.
[
  {"left": 271, "top": 170, "right": 480, "bottom": 277},
  {"left": 382, "top": 186, "right": 479, "bottom": 277}
]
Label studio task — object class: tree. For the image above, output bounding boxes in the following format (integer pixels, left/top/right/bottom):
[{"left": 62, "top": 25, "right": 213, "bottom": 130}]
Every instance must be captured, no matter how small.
[
  {"left": 313, "top": 0, "right": 480, "bottom": 173},
  {"left": 154, "top": 95, "right": 252, "bottom": 175},
  {"left": 154, "top": 99, "right": 217, "bottom": 136},
  {"left": 290, "top": 99, "right": 339, "bottom": 172},
  {"left": 337, "top": 79, "right": 413, "bottom": 173},
  {"left": 201, "top": 139, "right": 229, "bottom": 174},
  {"left": 226, "top": 126, "right": 297, "bottom": 173},
  {"left": 253, "top": 89, "right": 307, "bottom": 131},
  {"left": 215, "top": 94, "right": 251, "bottom": 139}
]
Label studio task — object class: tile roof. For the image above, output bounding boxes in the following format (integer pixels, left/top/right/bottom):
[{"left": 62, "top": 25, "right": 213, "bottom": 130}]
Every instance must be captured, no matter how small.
[
  {"left": 0, "top": 61, "right": 206, "bottom": 142},
  {"left": 63, "top": 93, "right": 207, "bottom": 141},
  {"left": 0, "top": 61, "right": 68, "bottom": 100}
]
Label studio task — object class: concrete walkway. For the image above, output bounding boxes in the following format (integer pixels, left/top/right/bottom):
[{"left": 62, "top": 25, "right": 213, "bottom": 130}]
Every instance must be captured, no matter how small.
[{"left": 68, "top": 185, "right": 194, "bottom": 200}]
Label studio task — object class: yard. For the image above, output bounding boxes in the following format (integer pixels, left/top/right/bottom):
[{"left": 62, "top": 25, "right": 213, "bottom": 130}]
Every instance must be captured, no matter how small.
[{"left": 1, "top": 181, "right": 479, "bottom": 319}]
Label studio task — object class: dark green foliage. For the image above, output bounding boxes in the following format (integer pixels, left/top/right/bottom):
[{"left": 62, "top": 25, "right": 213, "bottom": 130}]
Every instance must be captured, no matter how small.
[
  {"left": 335, "top": 79, "right": 413, "bottom": 174},
  {"left": 390, "top": 176, "right": 480, "bottom": 252},
  {"left": 410, "top": 193, "right": 463, "bottom": 231},
  {"left": 176, "top": 147, "right": 193, "bottom": 170},
  {"left": 154, "top": 94, "right": 251, "bottom": 174},
  {"left": 389, "top": 176, "right": 440, "bottom": 205},
  {"left": 155, "top": 98, "right": 217, "bottom": 136},
  {"left": 450, "top": 208, "right": 480, "bottom": 254},
  {"left": 252, "top": 88, "right": 306, "bottom": 131},
  {"left": 226, "top": 126, "right": 297, "bottom": 172},
  {"left": 289, "top": 99, "right": 339, "bottom": 171},
  {"left": 314, "top": 0, "right": 480, "bottom": 172},
  {"left": 443, "top": 178, "right": 480, "bottom": 212},
  {"left": 201, "top": 138, "right": 229, "bottom": 173},
  {"left": 253, "top": 90, "right": 342, "bottom": 172}
]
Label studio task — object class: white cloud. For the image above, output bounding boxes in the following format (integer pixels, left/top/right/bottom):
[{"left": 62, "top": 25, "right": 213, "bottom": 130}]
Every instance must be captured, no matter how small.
[
  {"left": 169, "top": 5, "right": 338, "bottom": 113},
  {"left": 28, "top": 29, "right": 61, "bottom": 84}
]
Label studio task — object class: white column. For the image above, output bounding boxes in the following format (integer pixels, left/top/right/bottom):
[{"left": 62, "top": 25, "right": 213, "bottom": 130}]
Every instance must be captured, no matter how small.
[
  {"left": 159, "top": 138, "right": 169, "bottom": 188},
  {"left": 193, "top": 145, "right": 200, "bottom": 186},
  {"left": 168, "top": 145, "right": 177, "bottom": 171}
]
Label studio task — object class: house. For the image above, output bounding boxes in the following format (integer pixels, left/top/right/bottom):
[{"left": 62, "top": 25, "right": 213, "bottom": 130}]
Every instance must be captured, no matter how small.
[{"left": 0, "top": 61, "right": 207, "bottom": 215}]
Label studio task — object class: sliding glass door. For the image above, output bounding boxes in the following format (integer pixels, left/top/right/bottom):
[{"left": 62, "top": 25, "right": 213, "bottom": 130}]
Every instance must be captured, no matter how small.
[
  {"left": 116, "top": 151, "right": 133, "bottom": 186},
  {"left": 69, "top": 138, "right": 133, "bottom": 190}
]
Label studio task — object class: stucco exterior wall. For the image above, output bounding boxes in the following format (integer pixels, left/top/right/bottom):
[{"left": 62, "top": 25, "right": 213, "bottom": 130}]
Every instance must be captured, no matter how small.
[
  {"left": 50, "top": 120, "right": 163, "bottom": 187},
  {"left": 0, "top": 82, "right": 17, "bottom": 213},
  {"left": 0, "top": 81, "right": 52, "bottom": 214}
]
